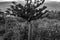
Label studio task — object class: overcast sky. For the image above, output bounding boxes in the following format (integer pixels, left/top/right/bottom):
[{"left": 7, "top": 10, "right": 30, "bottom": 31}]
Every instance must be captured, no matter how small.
[{"left": 0, "top": 0, "right": 60, "bottom": 2}]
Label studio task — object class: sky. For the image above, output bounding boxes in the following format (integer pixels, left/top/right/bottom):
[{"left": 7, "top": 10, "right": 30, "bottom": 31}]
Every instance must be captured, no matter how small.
[{"left": 0, "top": 0, "right": 60, "bottom": 2}]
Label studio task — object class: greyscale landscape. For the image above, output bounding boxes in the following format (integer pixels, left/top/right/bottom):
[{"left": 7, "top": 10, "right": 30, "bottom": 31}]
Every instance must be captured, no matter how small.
[
  {"left": 1, "top": 1, "right": 60, "bottom": 11},
  {"left": 0, "top": 0, "right": 60, "bottom": 40}
]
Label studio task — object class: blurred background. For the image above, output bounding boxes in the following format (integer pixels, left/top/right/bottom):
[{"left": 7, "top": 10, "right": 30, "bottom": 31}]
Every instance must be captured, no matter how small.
[
  {"left": 0, "top": 0, "right": 60, "bottom": 11},
  {"left": 0, "top": 0, "right": 60, "bottom": 40}
]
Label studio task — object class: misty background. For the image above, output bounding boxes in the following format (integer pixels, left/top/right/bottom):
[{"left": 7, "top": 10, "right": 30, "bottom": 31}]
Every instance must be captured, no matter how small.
[{"left": 0, "top": 1, "right": 60, "bottom": 11}]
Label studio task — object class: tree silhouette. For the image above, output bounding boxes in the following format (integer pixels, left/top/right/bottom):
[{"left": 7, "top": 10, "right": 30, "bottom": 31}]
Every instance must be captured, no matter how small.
[
  {"left": 5, "top": 0, "right": 49, "bottom": 40},
  {"left": 6, "top": 0, "right": 48, "bottom": 22}
]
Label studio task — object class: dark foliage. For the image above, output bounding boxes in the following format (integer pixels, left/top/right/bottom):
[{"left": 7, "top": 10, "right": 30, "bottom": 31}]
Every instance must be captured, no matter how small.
[
  {"left": 3, "top": 31, "right": 14, "bottom": 40},
  {"left": 0, "top": 29, "right": 6, "bottom": 36},
  {"left": 40, "top": 30, "right": 60, "bottom": 40},
  {"left": 0, "top": 11, "right": 5, "bottom": 24},
  {"left": 0, "top": 17, "right": 5, "bottom": 24},
  {"left": 32, "top": 25, "right": 60, "bottom": 40},
  {"left": 19, "top": 25, "right": 28, "bottom": 40},
  {"left": 6, "top": 0, "right": 49, "bottom": 22}
]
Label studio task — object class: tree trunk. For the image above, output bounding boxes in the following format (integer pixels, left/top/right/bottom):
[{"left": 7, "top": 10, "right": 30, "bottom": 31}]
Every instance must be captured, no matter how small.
[{"left": 28, "top": 22, "right": 33, "bottom": 40}]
